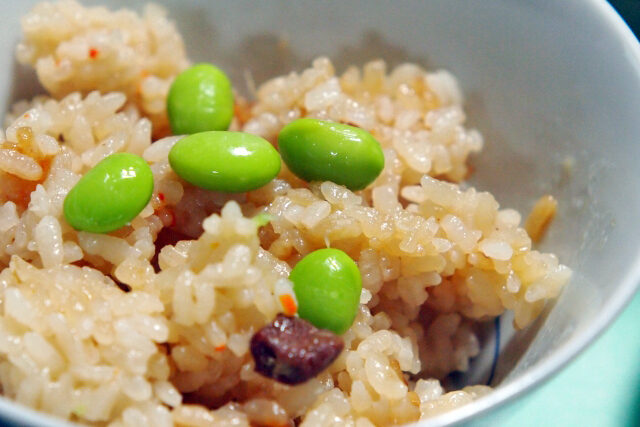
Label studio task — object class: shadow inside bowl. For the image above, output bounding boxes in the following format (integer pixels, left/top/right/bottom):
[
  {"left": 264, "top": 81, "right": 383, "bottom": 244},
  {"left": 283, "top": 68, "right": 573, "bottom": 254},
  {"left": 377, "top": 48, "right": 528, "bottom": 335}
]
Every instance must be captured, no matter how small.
[{"left": 5, "top": 57, "right": 42, "bottom": 110}]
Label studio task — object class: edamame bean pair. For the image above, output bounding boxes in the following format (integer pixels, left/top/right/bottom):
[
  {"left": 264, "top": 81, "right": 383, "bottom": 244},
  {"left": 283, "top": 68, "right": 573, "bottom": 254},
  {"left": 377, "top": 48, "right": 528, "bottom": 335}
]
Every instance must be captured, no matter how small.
[
  {"left": 62, "top": 134, "right": 279, "bottom": 233},
  {"left": 169, "top": 116, "right": 385, "bottom": 194}
]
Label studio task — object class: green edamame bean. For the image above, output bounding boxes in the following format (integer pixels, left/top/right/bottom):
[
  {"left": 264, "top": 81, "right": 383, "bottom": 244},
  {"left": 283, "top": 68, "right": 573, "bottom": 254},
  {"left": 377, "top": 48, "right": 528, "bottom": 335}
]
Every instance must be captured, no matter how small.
[
  {"left": 169, "top": 131, "right": 281, "bottom": 192},
  {"left": 278, "top": 118, "right": 384, "bottom": 190},
  {"left": 290, "top": 248, "right": 362, "bottom": 334},
  {"left": 64, "top": 153, "right": 153, "bottom": 233},
  {"left": 167, "top": 63, "right": 234, "bottom": 135}
]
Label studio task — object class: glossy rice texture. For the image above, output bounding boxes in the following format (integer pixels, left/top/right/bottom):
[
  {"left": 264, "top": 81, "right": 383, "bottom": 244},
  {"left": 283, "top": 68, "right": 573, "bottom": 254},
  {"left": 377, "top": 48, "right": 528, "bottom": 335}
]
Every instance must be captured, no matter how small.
[{"left": 0, "top": 1, "right": 570, "bottom": 426}]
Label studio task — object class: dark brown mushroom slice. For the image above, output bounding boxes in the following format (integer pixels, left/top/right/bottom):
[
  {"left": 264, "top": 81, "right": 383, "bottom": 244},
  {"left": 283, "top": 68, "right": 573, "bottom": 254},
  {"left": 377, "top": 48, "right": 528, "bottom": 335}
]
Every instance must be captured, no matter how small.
[{"left": 250, "top": 314, "right": 344, "bottom": 385}]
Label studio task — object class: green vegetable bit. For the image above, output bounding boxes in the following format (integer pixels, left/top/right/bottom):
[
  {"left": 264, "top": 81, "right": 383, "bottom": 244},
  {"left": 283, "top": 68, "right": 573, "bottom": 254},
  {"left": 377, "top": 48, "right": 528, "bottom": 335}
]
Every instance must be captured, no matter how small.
[
  {"left": 72, "top": 405, "right": 87, "bottom": 417},
  {"left": 167, "top": 63, "right": 234, "bottom": 135},
  {"left": 252, "top": 212, "right": 273, "bottom": 227},
  {"left": 278, "top": 118, "right": 385, "bottom": 190},
  {"left": 64, "top": 153, "right": 154, "bottom": 233},
  {"left": 169, "top": 131, "right": 281, "bottom": 193},
  {"left": 290, "top": 248, "right": 362, "bottom": 334}
]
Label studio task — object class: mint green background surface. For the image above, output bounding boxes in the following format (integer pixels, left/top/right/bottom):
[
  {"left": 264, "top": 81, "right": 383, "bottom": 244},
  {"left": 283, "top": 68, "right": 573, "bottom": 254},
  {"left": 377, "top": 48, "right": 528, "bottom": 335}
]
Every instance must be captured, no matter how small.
[{"left": 468, "top": 291, "right": 640, "bottom": 427}]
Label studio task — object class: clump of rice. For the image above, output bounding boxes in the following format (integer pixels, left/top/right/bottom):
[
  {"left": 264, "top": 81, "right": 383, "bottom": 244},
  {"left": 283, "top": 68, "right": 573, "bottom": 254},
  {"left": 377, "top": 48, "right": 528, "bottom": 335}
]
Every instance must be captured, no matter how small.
[
  {"left": 16, "top": 0, "right": 189, "bottom": 136},
  {"left": 0, "top": 90, "right": 154, "bottom": 267},
  {"left": 243, "top": 57, "right": 482, "bottom": 183},
  {"left": 0, "top": 2, "right": 571, "bottom": 426}
]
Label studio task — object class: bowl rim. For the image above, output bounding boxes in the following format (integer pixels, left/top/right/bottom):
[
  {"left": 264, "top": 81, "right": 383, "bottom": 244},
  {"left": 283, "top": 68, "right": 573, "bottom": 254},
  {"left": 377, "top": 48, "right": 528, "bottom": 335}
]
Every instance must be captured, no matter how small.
[
  {"left": 417, "top": 3, "right": 640, "bottom": 425},
  {"left": 0, "top": 0, "right": 639, "bottom": 426}
]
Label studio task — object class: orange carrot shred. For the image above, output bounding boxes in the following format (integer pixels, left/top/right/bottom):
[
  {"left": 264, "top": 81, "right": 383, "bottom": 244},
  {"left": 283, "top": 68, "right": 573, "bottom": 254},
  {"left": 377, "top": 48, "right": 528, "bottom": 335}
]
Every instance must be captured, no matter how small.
[
  {"left": 89, "top": 48, "right": 99, "bottom": 59},
  {"left": 215, "top": 344, "right": 226, "bottom": 351},
  {"left": 279, "top": 294, "right": 297, "bottom": 316}
]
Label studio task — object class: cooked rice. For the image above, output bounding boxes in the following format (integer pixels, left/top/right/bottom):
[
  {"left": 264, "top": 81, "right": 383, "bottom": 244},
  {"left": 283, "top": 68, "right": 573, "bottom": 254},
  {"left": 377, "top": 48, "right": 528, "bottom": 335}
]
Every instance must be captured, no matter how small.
[
  {"left": 0, "top": 2, "right": 571, "bottom": 426},
  {"left": 525, "top": 194, "right": 558, "bottom": 242},
  {"left": 16, "top": 0, "right": 189, "bottom": 137}
]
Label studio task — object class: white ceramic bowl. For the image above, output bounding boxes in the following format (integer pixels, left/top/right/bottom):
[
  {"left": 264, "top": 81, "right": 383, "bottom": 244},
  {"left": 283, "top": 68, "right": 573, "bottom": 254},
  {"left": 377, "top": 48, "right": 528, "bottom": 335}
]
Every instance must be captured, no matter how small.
[{"left": 0, "top": 1, "right": 639, "bottom": 426}]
